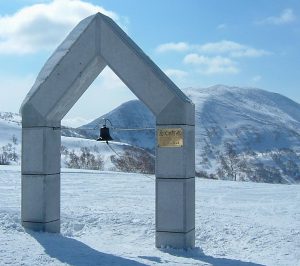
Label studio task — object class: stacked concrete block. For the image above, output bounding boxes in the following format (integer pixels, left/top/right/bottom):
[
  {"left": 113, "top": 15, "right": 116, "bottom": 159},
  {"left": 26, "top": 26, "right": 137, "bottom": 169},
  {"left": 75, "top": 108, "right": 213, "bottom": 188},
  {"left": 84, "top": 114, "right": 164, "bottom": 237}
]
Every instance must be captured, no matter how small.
[
  {"left": 21, "top": 126, "right": 61, "bottom": 232},
  {"left": 155, "top": 122, "right": 195, "bottom": 248}
]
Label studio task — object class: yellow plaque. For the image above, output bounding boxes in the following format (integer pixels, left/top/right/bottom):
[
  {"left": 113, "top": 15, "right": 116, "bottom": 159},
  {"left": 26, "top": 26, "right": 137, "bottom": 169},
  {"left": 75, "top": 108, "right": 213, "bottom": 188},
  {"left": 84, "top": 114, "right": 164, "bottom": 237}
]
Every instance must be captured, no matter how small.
[{"left": 157, "top": 128, "right": 183, "bottom": 147}]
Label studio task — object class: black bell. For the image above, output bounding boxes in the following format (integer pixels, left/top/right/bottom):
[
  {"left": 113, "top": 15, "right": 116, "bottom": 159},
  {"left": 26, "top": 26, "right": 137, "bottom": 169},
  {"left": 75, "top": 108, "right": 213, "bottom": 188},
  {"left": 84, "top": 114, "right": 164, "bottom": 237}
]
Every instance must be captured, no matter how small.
[{"left": 97, "top": 125, "right": 113, "bottom": 142}]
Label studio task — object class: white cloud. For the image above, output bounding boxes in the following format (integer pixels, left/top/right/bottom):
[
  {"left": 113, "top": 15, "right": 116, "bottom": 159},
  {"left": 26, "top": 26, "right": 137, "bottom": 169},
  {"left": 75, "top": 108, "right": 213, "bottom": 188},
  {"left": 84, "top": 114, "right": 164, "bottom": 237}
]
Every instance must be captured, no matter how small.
[
  {"left": 164, "top": 68, "right": 188, "bottom": 79},
  {"left": 155, "top": 42, "right": 189, "bottom": 53},
  {"left": 156, "top": 40, "right": 269, "bottom": 58},
  {"left": 157, "top": 40, "right": 268, "bottom": 76},
  {"left": 0, "top": 0, "right": 123, "bottom": 54},
  {"left": 183, "top": 53, "right": 239, "bottom": 75},
  {"left": 258, "top": 8, "right": 296, "bottom": 25},
  {"left": 197, "top": 40, "right": 270, "bottom": 58},
  {"left": 252, "top": 75, "right": 262, "bottom": 82}
]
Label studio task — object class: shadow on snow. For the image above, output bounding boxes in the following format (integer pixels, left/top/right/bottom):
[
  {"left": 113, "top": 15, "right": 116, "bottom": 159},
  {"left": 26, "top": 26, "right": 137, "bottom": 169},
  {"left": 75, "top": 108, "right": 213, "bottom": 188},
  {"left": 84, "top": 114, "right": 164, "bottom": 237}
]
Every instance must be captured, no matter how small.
[
  {"left": 159, "top": 247, "right": 266, "bottom": 266},
  {"left": 29, "top": 231, "right": 146, "bottom": 266},
  {"left": 29, "top": 231, "right": 265, "bottom": 266}
]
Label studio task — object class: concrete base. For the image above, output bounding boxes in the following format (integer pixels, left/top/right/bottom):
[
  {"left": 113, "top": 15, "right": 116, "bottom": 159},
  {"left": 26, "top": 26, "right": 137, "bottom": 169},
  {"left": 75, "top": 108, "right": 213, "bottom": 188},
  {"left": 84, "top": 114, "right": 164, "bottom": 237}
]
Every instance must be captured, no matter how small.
[
  {"left": 156, "top": 229, "right": 195, "bottom": 249},
  {"left": 156, "top": 178, "right": 195, "bottom": 249},
  {"left": 21, "top": 174, "right": 60, "bottom": 232},
  {"left": 22, "top": 220, "right": 60, "bottom": 233},
  {"left": 156, "top": 178, "right": 195, "bottom": 232}
]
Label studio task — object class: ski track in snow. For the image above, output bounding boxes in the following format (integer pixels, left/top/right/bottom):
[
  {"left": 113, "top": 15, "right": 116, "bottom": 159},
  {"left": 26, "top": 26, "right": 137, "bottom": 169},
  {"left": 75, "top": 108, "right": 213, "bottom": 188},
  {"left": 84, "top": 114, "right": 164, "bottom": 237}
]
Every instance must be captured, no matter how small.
[{"left": 0, "top": 166, "right": 299, "bottom": 265}]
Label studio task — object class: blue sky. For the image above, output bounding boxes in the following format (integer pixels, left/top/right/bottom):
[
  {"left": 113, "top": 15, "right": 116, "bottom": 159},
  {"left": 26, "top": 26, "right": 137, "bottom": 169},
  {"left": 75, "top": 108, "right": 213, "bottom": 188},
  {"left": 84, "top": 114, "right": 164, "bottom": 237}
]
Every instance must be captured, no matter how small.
[{"left": 0, "top": 0, "right": 299, "bottom": 126}]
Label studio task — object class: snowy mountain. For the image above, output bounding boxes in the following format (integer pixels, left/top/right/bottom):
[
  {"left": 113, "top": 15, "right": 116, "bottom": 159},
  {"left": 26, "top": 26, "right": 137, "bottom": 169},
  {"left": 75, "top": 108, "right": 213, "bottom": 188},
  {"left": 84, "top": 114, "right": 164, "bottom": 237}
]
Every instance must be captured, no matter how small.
[
  {"left": 1, "top": 165, "right": 299, "bottom": 265},
  {"left": 1, "top": 85, "right": 300, "bottom": 183},
  {"left": 0, "top": 112, "right": 154, "bottom": 173},
  {"left": 79, "top": 85, "right": 300, "bottom": 183},
  {"left": 186, "top": 85, "right": 300, "bottom": 183}
]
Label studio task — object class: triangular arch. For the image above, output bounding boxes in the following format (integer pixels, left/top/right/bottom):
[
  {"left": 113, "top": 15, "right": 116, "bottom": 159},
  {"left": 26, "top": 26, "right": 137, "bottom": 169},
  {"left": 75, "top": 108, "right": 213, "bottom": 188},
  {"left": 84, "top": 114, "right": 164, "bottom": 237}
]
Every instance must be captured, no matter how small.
[{"left": 21, "top": 13, "right": 195, "bottom": 249}]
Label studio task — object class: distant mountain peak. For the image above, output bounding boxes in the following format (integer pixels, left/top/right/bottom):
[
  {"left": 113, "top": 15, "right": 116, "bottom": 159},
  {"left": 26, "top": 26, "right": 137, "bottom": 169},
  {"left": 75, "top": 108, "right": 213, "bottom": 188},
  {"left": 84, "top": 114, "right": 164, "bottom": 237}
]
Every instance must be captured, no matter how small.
[{"left": 80, "top": 85, "right": 300, "bottom": 183}]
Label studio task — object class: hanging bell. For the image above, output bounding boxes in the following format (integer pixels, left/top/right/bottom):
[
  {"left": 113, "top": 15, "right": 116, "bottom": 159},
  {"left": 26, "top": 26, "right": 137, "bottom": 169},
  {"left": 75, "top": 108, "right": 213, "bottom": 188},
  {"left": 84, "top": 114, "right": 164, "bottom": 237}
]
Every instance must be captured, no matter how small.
[{"left": 97, "top": 125, "right": 113, "bottom": 142}]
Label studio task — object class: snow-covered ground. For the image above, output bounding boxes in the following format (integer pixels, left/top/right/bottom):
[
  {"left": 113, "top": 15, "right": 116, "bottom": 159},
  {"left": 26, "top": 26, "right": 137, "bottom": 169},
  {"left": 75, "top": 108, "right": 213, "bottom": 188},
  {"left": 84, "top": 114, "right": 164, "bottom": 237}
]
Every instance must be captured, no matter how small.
[{"left": 0, "top": 166, "right": 299, "bottom": 265}]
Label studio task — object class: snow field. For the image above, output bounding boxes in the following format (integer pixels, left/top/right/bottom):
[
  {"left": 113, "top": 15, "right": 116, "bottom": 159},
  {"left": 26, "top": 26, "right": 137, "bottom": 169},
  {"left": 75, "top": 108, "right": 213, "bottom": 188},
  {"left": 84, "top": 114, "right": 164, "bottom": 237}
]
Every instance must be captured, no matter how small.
[{"left": 0, "top": 166, "right": 299, "bottom": 265}]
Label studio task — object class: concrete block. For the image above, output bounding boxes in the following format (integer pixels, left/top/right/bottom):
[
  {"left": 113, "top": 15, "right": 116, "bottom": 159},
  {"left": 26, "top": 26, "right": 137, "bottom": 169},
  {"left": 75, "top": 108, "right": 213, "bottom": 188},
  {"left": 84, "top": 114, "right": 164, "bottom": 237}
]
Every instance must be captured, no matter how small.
[
  {"left": 22, "top": 127, "right": 61, "bottom": 175},
  {"left": 22, "top": 174, "right": 60, "bottom": 223},
  {"left": 156, "top": 230, "right": 195, "bottom": 249},
  {"left": 156, "top": 178, "right": 195, "bottom": 232},
  {"left": 22, "top": 220, "right": 60, "bottom": 233},
  {"left": 156, "top": 125, "right": 195, "bottom": 178}
]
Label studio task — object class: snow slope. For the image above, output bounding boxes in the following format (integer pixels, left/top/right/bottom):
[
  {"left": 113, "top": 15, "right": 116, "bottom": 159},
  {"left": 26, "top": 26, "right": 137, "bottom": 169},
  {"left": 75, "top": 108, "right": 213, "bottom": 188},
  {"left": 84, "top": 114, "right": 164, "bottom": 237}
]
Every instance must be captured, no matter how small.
[
  {"left": 0, "top": 112, "right": 21, "bottom": 146},
  {"left": 0, "top": 166, "right": 299, "bottom": 265},
  {"left": 0, "top": 112, "right": 153, "bottom": 172}
]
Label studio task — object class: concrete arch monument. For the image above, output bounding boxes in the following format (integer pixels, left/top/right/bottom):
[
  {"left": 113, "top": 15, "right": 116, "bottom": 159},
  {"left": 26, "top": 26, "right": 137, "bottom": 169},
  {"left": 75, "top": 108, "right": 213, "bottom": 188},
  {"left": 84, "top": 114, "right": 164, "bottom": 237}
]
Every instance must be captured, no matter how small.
[{"left": 21, "top": 13, "right": 195, "bottom": 249}]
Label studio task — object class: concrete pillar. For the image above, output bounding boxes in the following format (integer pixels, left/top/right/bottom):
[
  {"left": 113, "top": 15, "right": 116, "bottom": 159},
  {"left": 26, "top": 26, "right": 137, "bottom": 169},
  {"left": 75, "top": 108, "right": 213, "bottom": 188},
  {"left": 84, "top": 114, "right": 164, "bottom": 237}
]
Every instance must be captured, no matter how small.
[
  {"left": 155, "top": 124, "right": 195, "bottom": 248},
  {"left": 21, "top": 126, "right": 61, "bottom": 232}
]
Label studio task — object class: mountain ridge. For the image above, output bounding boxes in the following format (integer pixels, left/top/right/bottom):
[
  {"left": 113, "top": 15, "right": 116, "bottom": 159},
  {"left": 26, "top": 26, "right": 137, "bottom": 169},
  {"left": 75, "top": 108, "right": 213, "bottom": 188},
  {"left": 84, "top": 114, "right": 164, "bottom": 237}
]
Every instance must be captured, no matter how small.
[{"left": 80, "top": 85, "right": 300, "bottom": 183}]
